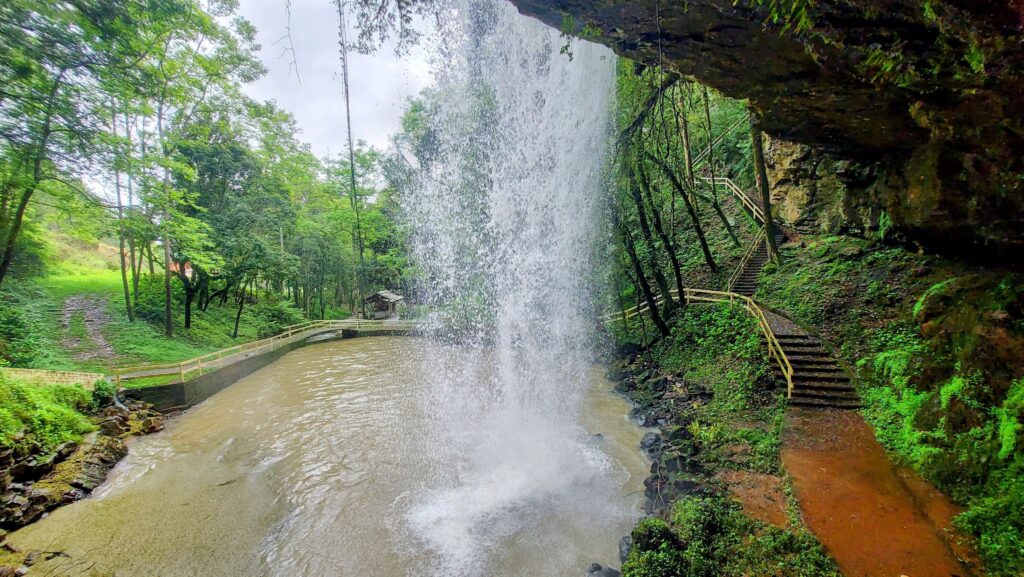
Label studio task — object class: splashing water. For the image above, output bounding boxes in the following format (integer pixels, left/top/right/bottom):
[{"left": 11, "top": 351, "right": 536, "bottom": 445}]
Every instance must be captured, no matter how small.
[{"left": 401, "top": 0, "right": 622, "bottom": 574}]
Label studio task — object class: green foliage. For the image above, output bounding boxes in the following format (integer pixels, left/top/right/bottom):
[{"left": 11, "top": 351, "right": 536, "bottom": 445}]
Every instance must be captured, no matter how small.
[
  {"left": 623, "top": 496, "right": 839, "bottom": 577},
  {"left": 0, "top": 377, "right": 94, "bottom": 459},
  {"left": 0, "top": 298, "right": 39, "bottom": 367},
  {"left": 913, "top": 278, "right": 956, "bottom": 318},
  {"left": 655, "top": 305, "right": 765, "bottom": 392},
  {"left": 745, "top": 0, "right": 815, "bottom": 32},
  {"left": 965, "top": 40, "right": 986, "bottom": 74},
  {"left": 89, "top": 379, "right": 117, "bottom": 412},
  {"left": 249, "top": 301, "right": 305, "bottom": 338}
]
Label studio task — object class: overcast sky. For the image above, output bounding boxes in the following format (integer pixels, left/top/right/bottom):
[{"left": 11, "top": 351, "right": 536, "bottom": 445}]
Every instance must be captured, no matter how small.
[{"left": 238, "top": 0, "right": 434, "bottom": 157}]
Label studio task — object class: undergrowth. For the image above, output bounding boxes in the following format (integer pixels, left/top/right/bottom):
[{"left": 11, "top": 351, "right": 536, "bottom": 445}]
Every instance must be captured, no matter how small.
[
  {"left": 758, "top": 233, "right": 1024, "bottom": 575},
  {"left": 0, "top": 377, "right": 95, "bottom": 460},
  {"left": 619, "top": 304, "right": 837, "bottom": 576}
]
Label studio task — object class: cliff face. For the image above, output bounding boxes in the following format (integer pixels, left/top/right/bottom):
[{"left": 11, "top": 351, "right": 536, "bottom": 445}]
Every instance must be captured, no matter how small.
[{"left": 507, "top": 0, "right": 1024, "bottom": 260}]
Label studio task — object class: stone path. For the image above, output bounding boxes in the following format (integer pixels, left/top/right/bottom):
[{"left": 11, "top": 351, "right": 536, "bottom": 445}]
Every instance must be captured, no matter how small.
[{"left": 61, "top": 295, "right": 116, "bottom": 362}]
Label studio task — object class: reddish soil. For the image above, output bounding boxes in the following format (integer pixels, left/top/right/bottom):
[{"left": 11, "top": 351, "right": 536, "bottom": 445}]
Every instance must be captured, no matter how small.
[
  {"left": 715, "top": 468, "right": 788, "bottom": 529},
  {"left": 782, "top": 408, "right": 975, "bottom": 577}
]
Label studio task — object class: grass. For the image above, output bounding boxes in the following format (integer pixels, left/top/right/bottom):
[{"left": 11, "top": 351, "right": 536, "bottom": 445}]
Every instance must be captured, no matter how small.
[
  {"left": 2, "top": 268, "right": 307, "bottom": 377},
  {"left": 0, "top": 376, "right": 96, "bottom": 460}
]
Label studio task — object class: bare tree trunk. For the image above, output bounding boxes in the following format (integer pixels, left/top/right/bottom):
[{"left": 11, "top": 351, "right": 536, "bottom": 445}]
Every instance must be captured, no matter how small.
[
  {"left": 112, "top": 106, "right": 135, "bottom": 321},
  {"left": 636, "top": 159, "right": 686, "bottom": 302},
  {"left": 750, "top": 112, "right": 782, "bottom": 264},
  {"left": 626, "top": 164, "right": 675, "bottom": 311},
  {"left": 232, "top": 278, "right": 250, "bottom": 339},
  {"left": 647, "top": 153, "right": 718, "bottom": 273},
  {"left": 702, "top": 87, "right": 741, "bottom": 248},
  {"left": 616, "top": 216, "right": 670, "bottom": 337}
]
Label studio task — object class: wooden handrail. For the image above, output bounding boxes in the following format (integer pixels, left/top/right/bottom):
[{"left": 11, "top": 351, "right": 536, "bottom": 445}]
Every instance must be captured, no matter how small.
[
  {"left": 681, "top": 289, "right": 795, "bottom": 398},
  {"left": 726, "top": 227, "right": 767, "bottom": 292},
  {"left": 605, "top": 288, "right": 795, "bottom": 398},
  {"left": 700, "top": 176, "right": 764, "bottom": 224},
  {"left": 0, "top": 367, "right": 106, "bottom": 390},
  {"left": 691, "top": 117, "right": 746, "bottom": 169}
]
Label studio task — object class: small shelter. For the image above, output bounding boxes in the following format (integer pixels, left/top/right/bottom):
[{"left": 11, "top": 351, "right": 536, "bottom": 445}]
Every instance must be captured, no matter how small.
[{"left": 365, "top": 290, "right": 404, "bottom": 319}]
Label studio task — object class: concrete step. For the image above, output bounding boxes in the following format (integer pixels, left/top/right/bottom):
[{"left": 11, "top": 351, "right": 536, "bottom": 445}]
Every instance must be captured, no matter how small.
[
  {"left": 789, "top": 396, "right": 862, "bottom": 410},
  {"left": 793, "top": 388, "right": 859, "bottom": 401},
  {"left": 792, "top": 372, "right": 850, "bottom": 383},
  {"left": 784, "top": 352, "right": 832, "bottom": 361},
  {"left": 785, "top": 362, "right": 842, "bottom": 372},
  {"left": 776, "top": 335, "right": 821, "bottom": 343}
]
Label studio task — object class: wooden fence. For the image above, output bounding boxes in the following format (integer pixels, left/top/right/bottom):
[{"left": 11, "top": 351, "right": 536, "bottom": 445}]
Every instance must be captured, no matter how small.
[
  {"left": 699, "top": 176, "right": 765, "bottom": 224},
  {"left": 0, "top": 368, "right": 105, "bottom": 390},
  {"left": 605, "top": 288, "right": 795, "bottom": 398}
]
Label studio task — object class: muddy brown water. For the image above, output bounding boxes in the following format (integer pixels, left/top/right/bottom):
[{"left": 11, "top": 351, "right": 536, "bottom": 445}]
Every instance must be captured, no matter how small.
[{"left": 9, "top": 337, "right": 649, "bottom": 577}]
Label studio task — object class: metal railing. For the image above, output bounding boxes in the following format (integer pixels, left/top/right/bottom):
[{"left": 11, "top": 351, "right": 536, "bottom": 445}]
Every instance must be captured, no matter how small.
[
  {"left": 726, "top": 226, "right": 767, "bottom": 292},
  {"left": 700, "top": 176, "right": 765, "bottom": 224},
  {"left": 605, "top": 288, "right": 795, "bottom": 398},
  {"left": 0, "top": 367, "right": 106, "bottom": 390},
  {"left": 113, "top": 319, "right": 422, "bottom": 386}
]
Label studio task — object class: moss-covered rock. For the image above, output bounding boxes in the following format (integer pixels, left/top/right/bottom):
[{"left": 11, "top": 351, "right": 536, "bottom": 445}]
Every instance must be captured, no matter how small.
[{"left": 509, "top": 0, "right": 1024, "bottom": 258}]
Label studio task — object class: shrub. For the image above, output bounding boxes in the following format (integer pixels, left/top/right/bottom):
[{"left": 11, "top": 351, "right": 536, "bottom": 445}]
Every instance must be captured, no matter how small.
[
  {"left": 250, "top": 300, "right": 306, "bottom": 338},
  {"left": 0, "top": 299, "right": 40, "bottom": 367}
]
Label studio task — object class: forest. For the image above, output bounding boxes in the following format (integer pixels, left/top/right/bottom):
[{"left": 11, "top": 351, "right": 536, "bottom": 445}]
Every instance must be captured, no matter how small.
[
  {"left": 0, "top": 0, "right": 416, "bottom": 373},
  {"left": 0, "top": 1, "right": 1022, "bottom": 577}
]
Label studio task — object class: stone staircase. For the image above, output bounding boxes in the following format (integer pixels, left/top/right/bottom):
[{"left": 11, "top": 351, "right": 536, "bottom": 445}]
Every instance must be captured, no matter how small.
[{"left": 731, "top": 230, "right": 785, "bottom": 297}]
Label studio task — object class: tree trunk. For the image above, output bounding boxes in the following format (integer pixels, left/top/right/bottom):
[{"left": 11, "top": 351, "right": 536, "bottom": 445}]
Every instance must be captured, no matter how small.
[
  {"left": 647, "top": 153, "right": 718, "bottom": 273},
  {"left": 636, "top": 159, "right": 687, "bottom": 302},
  {"left": 0, "top": 71, "right": 65, "bottom": 289},
  {"left": 626, "top": 163, "right": 675, "bottom": 311},
  {"left": 750, "top": 112, "right": 782, "bottom": 264},
  {"left": 232, "top": 279, "right": 250, "bottom": 339},
  {"left": 617, "top": 217, "right": 670, "bottom": 338},
  {"left": 112, "top": 107, "right": 135, "bottom": 322},
  {"left": 701, "top": 87, "right": 741, "bottom": 248}
]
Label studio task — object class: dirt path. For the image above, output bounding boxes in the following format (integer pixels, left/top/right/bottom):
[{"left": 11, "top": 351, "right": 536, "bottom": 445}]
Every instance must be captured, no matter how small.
[
  {"left": 61, "top": 294, "right": 116, "bottom": 362},
  {"left": 782, "top": 408, "right": 976, "bottom": 577}
]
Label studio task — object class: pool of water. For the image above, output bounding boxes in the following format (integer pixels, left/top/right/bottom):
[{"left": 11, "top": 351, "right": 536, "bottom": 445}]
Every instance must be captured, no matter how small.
[{"left": 9, "top": 337, "right": 648, "bottom": 577}]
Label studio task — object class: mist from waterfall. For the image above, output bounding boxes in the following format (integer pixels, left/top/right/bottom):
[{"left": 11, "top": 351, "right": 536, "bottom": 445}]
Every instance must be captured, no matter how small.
[{"left": 398, "top": 1, "right": 623, "bottom": 575}]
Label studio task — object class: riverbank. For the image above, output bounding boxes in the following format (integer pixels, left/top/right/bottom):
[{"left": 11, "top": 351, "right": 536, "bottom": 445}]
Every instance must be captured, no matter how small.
[
  {"left": 3, "top": 337, "right": 649, "bottom": 577},
  {"left": 610, "top": 304, "right": 840, "bottom": 576},
  {"left": 608, "top": 297, "right": 987, "bottom": 576},
  {"left": 0, "top": 392, "right": 165, "bottom": 573}
]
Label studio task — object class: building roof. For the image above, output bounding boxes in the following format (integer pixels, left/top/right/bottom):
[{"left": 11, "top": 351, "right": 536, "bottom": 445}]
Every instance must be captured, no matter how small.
[{"left": 366, "top": 290, "right": 404, "bottom": 303}]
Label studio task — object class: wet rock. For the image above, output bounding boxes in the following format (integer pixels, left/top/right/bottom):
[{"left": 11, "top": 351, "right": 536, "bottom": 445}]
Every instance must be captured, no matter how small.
[
  {"left": 586, "top": 563, "right": 621, "bottom": 577},
  {"left": 98, "top": 417, "right": 128, "bottom": 436},
  {"left": 639, "top": 432, "right": 661, "bottom": 452},
  {"left": 661, "top": 425, "right": 694, "bottom": 444},
  {"left": 618, "top": 535, "right": 632, "bottom": 563}
]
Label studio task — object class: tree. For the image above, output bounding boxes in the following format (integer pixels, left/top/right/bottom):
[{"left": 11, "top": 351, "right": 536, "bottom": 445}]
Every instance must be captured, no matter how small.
[{"left": 750, "top": 112, "right": 781, "bottom": 264}]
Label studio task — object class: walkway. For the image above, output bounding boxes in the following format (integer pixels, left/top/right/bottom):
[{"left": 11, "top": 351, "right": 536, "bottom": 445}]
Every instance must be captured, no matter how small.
[{"left": 783, "top": 409, "right": 974, "bottom": 577}]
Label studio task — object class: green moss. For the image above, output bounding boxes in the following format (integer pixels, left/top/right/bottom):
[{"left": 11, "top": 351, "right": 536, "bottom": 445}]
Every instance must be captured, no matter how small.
[{"left": 912, "top": 278, "right": 956, "bottom": 318}]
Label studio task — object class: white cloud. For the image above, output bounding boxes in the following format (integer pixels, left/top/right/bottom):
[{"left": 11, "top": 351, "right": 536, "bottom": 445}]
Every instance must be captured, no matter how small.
[{"left": 238, "top": 0, "right": 434, "bottom": 156}]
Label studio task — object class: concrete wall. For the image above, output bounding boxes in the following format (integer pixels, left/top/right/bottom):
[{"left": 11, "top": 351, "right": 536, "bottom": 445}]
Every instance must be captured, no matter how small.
[{"left": 124, "top": 330, "right": 417, "bottom": 412}]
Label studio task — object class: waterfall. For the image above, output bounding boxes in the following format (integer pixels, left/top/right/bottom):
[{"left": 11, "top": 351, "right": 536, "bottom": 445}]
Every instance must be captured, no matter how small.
[{"left": 399, "top": 1, "right": 621, "bottom": 575}]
